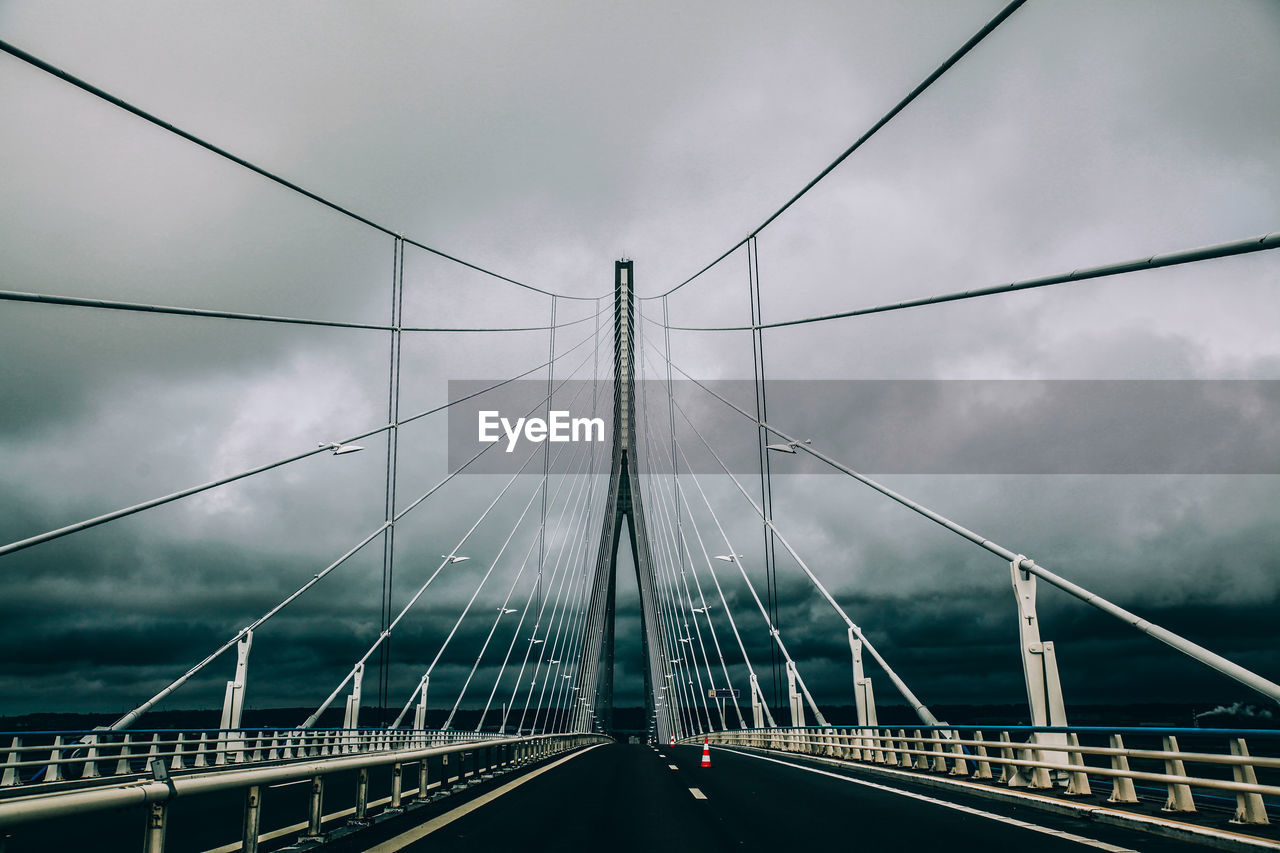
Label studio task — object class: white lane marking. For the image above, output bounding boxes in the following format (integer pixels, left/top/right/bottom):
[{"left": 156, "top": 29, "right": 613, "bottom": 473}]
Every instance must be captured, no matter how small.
[
  {"left": 667, "top": 764, "right": 679, "bottom": 770},
  {"left": 689, "top": 787, "right": 707, "bottom": 800},
  {"left": 366, "top": 744, "right": 606, "bottom": 853},
  {"left": 722, "top": 748, "right": 1136, "bottom": 853}
]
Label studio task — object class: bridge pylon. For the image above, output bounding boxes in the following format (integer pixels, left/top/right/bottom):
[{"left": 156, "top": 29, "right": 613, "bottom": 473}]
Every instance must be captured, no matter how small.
[{"left": 583, "top": 261, "right": 675, "bottom": 742}]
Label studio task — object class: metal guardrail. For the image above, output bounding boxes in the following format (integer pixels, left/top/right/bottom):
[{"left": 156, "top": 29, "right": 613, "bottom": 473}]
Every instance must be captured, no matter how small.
[
  {"left": 0, "top": 728, "right": 610, "bottom": 852},
  {"left": 0, "top": 727, "right": 486, "bottom": 789},
  {"left": 683, "top": 725, "right": 1278, "bottom": 826}
]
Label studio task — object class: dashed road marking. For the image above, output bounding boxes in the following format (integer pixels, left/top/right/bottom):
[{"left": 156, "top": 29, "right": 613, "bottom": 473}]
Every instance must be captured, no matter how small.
[
  {"left": 668, "top": 764, "right": 679, "bottom": 770},
  {"left": 689, "top": 787, "right": 707, "bottom": 800}
]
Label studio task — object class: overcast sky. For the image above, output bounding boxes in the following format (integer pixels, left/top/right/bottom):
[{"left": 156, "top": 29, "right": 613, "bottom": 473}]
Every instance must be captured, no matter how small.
[{"left": 1, "top": 1, "right": 1277, "bottom": 725}]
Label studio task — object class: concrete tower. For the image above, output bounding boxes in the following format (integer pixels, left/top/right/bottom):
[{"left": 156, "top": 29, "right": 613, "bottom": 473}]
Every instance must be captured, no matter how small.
[{"left": 587, "top": 260, "right": 673, "bottom": 741}]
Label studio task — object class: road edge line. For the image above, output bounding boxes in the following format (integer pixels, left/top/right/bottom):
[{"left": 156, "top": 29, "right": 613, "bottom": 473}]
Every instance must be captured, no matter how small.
[
  {"left": 365, "top": 744, "right": 606, "bottom": 852},
  {"left": 721, "top": 746, "right": 1280, "bottom": 853}
]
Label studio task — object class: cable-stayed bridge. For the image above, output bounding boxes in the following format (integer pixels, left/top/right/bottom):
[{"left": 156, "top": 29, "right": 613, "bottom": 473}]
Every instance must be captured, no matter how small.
[{"left": 2, "top": 4, "right": 1279, "bottom": 851}]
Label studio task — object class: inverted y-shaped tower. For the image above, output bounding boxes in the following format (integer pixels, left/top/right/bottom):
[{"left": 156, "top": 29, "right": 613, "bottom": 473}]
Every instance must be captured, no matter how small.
[{"left": 584, "top": 260, "right": 674, "bottom": 741}]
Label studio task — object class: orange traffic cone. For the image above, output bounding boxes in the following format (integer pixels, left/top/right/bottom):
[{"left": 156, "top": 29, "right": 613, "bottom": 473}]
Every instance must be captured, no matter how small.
[
  {"left": 669, "top": 736, "right": 675, "bottom": 746},
  {"left": 701, "top": 738, "right": 711, "bottom": 768}
]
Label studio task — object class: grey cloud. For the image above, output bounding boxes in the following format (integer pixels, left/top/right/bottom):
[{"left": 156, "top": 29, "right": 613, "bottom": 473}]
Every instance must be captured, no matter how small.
[{"left": 1, "top": 0, "right": 1277, "bottom": 722}]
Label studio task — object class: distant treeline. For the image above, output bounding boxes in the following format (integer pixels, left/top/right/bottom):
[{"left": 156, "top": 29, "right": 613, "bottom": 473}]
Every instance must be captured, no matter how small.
[{"left": 1, "top": 701, "right": 1273, "bottom": 733}]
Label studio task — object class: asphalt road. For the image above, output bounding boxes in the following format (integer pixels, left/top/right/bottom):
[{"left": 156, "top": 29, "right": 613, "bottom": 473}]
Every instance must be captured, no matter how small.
[{"left": 346, "top": 743, "right": 1219, "bottom": 853}]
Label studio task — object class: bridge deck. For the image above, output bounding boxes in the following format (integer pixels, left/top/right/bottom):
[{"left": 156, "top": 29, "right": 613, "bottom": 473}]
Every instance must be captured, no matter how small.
[
  {"left": 323, "top": 744, "right": 1253, "bottom": 853},
  {"left": 2, "top": 740, "right": 1277, "bottom": 851}
]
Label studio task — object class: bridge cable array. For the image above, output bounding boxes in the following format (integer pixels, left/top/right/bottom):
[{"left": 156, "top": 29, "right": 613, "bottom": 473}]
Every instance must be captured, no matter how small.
[
  {"left": 0, "top": 301, "right": 608, "bottom": 562},
  {"left": 100, "top": 308, "right": 612, "bottom": 732},
  {"left": 0, "top": 38, "right": 604, "bottom": 304},
  {"left": 2, "top": 0, "right": 1276, "bottom": 775},
  {"left": 643, "top": 334, "right": 1280, "bottom": 708},
  {"left": 645, "top": 0, "right": 1028, "bottom": 301},
  {"left": 660, "top": 230, "right": 1280, "bottom": 332}
]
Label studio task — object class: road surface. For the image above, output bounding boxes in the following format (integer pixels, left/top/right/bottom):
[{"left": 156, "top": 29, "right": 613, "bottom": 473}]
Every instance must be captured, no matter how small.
[{"left": 338, "top": 743, "right": 1224, "bottom": 853}]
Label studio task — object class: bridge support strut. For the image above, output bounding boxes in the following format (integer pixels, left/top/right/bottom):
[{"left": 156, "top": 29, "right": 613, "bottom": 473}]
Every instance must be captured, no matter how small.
[
  {"left": 343, "top": 663, "right": 365, "bottom": 733},
  {"left": 1011, "top": 556, "right": 1069, "bottom": 785},
  {"left": 849, "top": 628, "right": 878, "bottom": 728},
  {"left": 786, "top": 661, "right": 805, "bottom": 728}
]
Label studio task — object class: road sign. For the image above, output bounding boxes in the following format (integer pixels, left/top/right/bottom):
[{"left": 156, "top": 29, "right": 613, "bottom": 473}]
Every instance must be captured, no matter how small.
[{"left": 708, "top": 688, "right": 740, "bottom": 699}]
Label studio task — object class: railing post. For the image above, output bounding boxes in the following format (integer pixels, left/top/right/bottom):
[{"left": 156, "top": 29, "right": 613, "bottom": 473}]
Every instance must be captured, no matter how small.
[
  {"left": 1026, "top": 732, "right": 1054, "bottom": 789},
  {"left": 1106, "top": 734, "right": 1138, "bottom": 803},
  {"left": 302, "top": 775, "right": 325, "bottom": 841},
  {"left": 2, "top": 737, "right": 22, "bottom": 786},
  {"left": 242, "top": 785, "right": 262, "bottom": 853},
  {"left": 418, "top": 757, "right": 430, "bottom": 800},
  {"left": 972, "top": 731, "right": 993, "bottom": 779},
  {"left": 81, "top": 734, "right": 102, "bottom": 779},
  {"left": 893, "top": 729, "right": 908, "bottom": 768},
  {"left": 167, "top": 734, "right": 184, "bottom": 772},
  {"left": 913, "top": 730, "right": 930, "bottom": 770},
  {"left": 193, "top": 733, "right": 208, "bottom": 768},
  {"left": 948, "top": 731, "right": 968, "bottom": 776},
  {"left": 1229, "top": 738, "right": 1269, "bottom": 825},
  {"left": 390, "top": 761, "right": 404, "bottom": 810},
  {"left": 1161, "top": 735, "right": 1196, "bottom": 813},
  {"left": 351, "top": 768, "right": 369, "bottom": 824},
  {"left": 142, "top": 801, "right": 167, "bottom": 853},
  {"left": 1064, "top": 733, "right": 1091, "bottom": 796},
  {"left": 998, "top": 732, "right": 1019, "bottom": 785},
  {"left": 46, "top": 737, "right": 65, "bottom": 783},
  {"left": 144, "top": 736, "right": 160, "bottom": 778},
  {"left": 115, "top": 734, "right": 134, "bottom": 776},
  {"left": 930, "top": 732, "right": 948, "bottom": 773}
]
